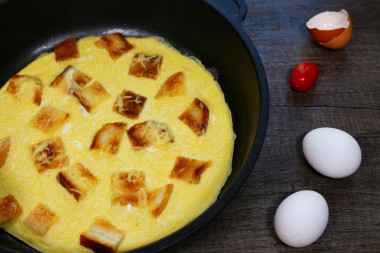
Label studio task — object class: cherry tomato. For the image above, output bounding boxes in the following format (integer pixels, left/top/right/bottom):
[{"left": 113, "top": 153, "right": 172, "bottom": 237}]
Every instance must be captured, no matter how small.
[{"left": 289, "top": 62, "right": 319, "bottom": 91}]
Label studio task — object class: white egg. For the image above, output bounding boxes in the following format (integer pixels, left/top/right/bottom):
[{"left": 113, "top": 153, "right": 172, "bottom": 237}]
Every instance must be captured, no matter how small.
[
  {"left": 274, "top": 190, "right": 329, "bottom": 248},
  {"left": 303, "top": 127, "right": 362, "bottom": 178}
]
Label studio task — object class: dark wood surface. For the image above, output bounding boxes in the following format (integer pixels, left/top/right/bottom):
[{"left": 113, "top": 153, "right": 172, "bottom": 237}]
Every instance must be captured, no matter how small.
[{"left": 165, "top": 0, "right": 380, "bottom": 252}]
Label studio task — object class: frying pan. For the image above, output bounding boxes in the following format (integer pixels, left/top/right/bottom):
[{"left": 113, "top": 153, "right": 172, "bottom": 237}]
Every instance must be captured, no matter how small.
[{"left": 0, "top": 0, "right": 269, "bottom": 252}]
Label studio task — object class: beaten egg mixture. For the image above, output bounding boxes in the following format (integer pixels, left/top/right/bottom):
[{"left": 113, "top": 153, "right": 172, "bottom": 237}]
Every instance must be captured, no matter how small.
[{"left": 0, "top": 36, "right": 234, "bottom": 252}]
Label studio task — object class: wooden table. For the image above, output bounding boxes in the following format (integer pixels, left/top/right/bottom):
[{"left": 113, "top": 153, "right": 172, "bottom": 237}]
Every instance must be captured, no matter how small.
[{"left": 166, "top": 0, "right": 380, "bottom": 252}]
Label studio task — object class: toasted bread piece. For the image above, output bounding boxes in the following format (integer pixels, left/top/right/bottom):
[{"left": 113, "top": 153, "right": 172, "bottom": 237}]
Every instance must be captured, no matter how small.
[
  {"left": 178, "top": 98, "right": 209, "bottom": 136},
  {"left": 80, "top": 218, "right": 124, "bottom": 253},
  {"left": 169, "top": 156, "right": 211, "bottom": 184},
  {"left": 0, "top": 137, "right": 11, "bottom": 168},
  {"left": 32, "top": 137, "right": 69, "bottom": 173},
  {"left": 54, "top": 37, "right": 79, "bottom": 62},
  {"left": 95, "top": 33, "right": 134, "bottom": 60},
  {"left": 113, "top": 90, "right": 146, "bottom": 119},
  {"left": 50, "top": 65, "right": 92, "bottom": 91},
  {"left": 71, "top": 81, "right": 111, "bottom": 112},
  {"left": 147, "top": 184, "right": 174, "bottom": 217},
  {"left": 127, "top": 121, "right": 174, "bottom": 150},
  {"left": 6, "top": 75, "right": 43, "bottom": 105},
  {"left": 0, "top": 194, "right": 22, "bottom": 223},
  {"left": 51, "top": 66, "right": 108, "bottom": 112},
  {"left": 30, "top": 105, "right": 70, "bottom": 133},
  {"left": 23, "top": 204, "right": 56, "bottom": 237},
  {"left": 155, "top": 72, "right": 185, "bottom": 99},
  {"left": 128, "top": 53, "right": 163, "bottom": 79},
  {"left": 112, "top": 171, "right": 146, "bottom": 193},
  {"left": 112, "top": 170, "right": 146, "bottom": 206},
  {"left": 90, "top": 122, "right": 127, "bottom": 154},
  {"left": 57, "top": 163, "right": 98, "bottom": 201}
]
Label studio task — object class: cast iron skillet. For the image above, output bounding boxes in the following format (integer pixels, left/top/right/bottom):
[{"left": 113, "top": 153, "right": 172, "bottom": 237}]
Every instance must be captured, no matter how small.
[{"left": 0, "top": 0, "right": 269, "bottom": 252}]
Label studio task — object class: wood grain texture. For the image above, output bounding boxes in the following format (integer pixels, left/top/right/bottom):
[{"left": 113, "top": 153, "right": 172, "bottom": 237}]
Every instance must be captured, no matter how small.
[{"left": 165, "top": 0, "right": 380, "bottom": 252}]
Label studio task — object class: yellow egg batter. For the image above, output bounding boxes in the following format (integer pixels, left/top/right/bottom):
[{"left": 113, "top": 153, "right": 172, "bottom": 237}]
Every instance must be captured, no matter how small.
[{"left": 0, "top": 36, "right": 234, "bottom": 252}]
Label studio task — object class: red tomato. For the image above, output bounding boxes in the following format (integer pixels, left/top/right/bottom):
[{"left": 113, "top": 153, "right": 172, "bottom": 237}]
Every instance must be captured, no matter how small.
[{"left": 289, "top": 62, "right": 319, "bottom": 91}]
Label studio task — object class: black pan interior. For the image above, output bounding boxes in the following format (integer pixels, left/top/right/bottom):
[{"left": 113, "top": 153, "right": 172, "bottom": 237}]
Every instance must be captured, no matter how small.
[{"left": 0, "top": 0, "right": 268, "bottom": 252}]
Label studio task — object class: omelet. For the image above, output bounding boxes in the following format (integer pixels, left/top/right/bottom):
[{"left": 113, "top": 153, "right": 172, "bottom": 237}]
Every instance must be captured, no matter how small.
[{"left": 0, "top": 35, "right": 234, "bottom": 253}]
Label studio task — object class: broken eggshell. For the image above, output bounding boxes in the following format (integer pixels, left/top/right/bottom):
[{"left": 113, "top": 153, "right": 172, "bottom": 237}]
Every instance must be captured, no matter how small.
[{"left": 306, "top": 9, "right": 353, "bottom": 49}]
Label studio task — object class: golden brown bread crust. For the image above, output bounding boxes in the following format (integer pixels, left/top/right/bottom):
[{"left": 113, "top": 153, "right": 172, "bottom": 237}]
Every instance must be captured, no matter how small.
[
  {"left": 77, "top": 164, "right": 98, "bottom": 181},
  {"left": 80, "top": 235, "right": 114, "bottom": 253},
  {"left": 128, "top": 53, "right": 163, "bottom": 79},
  {"left": 72, "top": 70, "right": 92, "bottom": 88},
  {"left": 23, "top": 203, "right": 56, "bottom": 237},
  {"left": 90, "top": 122, "right": 127, "bottom": 154},
  {"left": 54, "top": 37, "right": 79, "bottom": 62},
  {"left": 0, "top": 194, "right": 22, "bottom": 223},
  {"left": 57, "top": 163, "right": 98, "bottom": 201},
  {"left": 30, "top": 105, "right": 70, "bottom": 133},
  {"left": 113, "top": 90, "right": 147, "bottom": 119},
  {"left": 80, "top": 236, "right": 113, "bottom": 253},
  {"left": 50, "top": 66, "right": 72, "bottom": 89},
  {"left": 80, "top": 218, "right": 124, "bottom": 253},
  {"left": 57, "top": 172, "right": 80, "bottom": 200},
  {"left": 127, "top": 120, "right": 174, "bottom": 149},
  {"left": 50, "top": 65, "right": 112, "bottom": 113},
  {"left": 114, "top": 171, "right": 146, "bottom": 192},
  {"left": 6, "top": 75, "right": 43, "bottom": 105},
  {"left": 155, "top": 72, "right": 185, "bottom": 99},
  {"left": 0, "top": 137, "right": 11, "bottom": 168},
  {"left": 147, "top": 184, "right": 174, "bottom": 217},
  {"left": 112, "top": 170, "right": 146, "bottom": 206},
  {"left": 31, "top": 137, "right": 69, "bottom": 172},
  {"left": 169, "top": 156, "right": 211, "bottom": 184},
  {"left": 178, "top": 98, "right": 209, "bottom": 136},
  {"left": 95, "top": 32, "right": 134, "bottom": 60},
  {"left": 50, "top": 65, "right": 92, "bottom": 91},
  {"left": 71, "top": 81, "right": 110, "bottom": 112}
]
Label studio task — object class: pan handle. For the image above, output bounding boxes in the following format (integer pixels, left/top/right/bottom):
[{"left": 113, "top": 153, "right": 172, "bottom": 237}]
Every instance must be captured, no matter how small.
[{"left": 206, "top": 0, "right": 247, "bottom": 23}]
